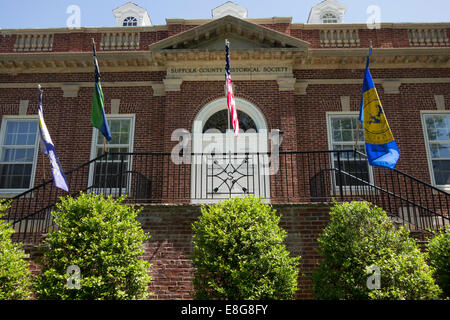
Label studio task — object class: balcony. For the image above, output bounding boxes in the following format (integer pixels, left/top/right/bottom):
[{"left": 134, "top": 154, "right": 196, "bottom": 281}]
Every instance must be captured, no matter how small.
[
  {"left": 14, "top": 33, "right": 54, "bottom": 52},
  {"left": 408, "top": 28, "right": 449, "bottom": 47},
  {"left": 3, "top": 150, "right": 450, "bottom": 244},
  {"left": 319, "top": 29, "right": 360, "bottom": 48},
  {"left": 100, "top": 31, "right": 140, "bottom": 50}
]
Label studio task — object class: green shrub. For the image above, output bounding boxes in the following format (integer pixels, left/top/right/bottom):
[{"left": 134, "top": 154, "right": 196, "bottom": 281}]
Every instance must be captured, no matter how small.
[
  {"left": 0, "top": 200, "right": 32, "bottom": 300},
  {"left": 191, "top": 196, "right": 300, "bottom": 300},
  {"left": 312, "top": 201, "right": 441, "bottom": 300},
  {"left": 427, "top": 227, "right": 450, "bottom": 298},
  {"left": 34, "top": 193, "right": 151, "bottom": 300}
]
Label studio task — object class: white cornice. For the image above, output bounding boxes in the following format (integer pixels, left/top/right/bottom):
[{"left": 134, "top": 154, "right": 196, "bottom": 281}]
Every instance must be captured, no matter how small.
[
  {"left": 150, "top": 15, "right": 310, "bottom": 52},
  {"left": 0, "top": 46, "right": 448, "bottom": 74},
  {"left": 1, "top": 22, "right": 448, "bottom": 35},
  {"left": 165, "top": 17, "right": 293, "bottom": 26},
  {"left": 1, "top": 78, "right": 449, "bottom": 90},
  {"left": 0, "top": 26, "right": 168, "bottom": 35},
  {"left": 291, "top": 22, "right": 450, "bottom": 30}
]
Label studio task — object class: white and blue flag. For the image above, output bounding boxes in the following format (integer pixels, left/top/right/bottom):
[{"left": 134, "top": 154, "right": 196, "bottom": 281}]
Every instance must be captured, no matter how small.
[{"left": 38, "top": 87, "right": 69, "bottom": 191}]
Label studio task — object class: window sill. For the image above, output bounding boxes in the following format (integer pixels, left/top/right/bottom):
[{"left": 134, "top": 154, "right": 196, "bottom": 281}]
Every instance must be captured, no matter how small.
[
  {"left": 86, "top": 187, "right": 129, "bottom": 196},
  {"left": 433, "top": 186, "right": 450, "bottom": 194},
  {"left": 332, "top": 186, "right": 379, "bottom": 196},
  {"left": 0, "top": 190, "right": 28, "bottom": 198}
]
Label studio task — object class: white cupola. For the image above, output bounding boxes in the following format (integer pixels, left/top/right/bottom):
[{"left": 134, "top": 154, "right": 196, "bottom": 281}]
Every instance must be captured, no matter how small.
[
  {"left": 212, "top": 1, "right": 248, "bottom": 19},
  {"left": 113, "top": 2, "right": 152, "bottom": 27},
  {"left": 307, "top": 0, "right": 347, "bottom": 24}
]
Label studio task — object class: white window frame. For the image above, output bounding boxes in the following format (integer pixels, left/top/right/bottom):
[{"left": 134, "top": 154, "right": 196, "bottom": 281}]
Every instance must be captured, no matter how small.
[
  {"left": 88, "top": 114, "right": 135, "bottom": 195},
  {"left": 191, "top": 98, "right": 270, "bottom": 203},
  {"left": 326, "top": 112, "right": 374, "bottom": 192},
  {"left": 0, "top": 115, "right": 40, "bottom": 195},
  {"left": 321, "top": 12, "right": 338, "bottom": 24},
  {"left": 123, "top": 16, "right": 138, "bottom": 27},
  {"left": 420, "top": 110, "right": 450, "bottom": 191}
]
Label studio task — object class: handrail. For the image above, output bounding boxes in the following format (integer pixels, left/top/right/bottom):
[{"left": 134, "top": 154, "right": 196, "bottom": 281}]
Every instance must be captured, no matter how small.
[
  {"left": 8, "top": 152, "right": 110, "bottom": 201},
  {"left": 353, "top": 149, "right": 449, "bottom": 196},
  {"left": 331, "top": 167, "right": 449, "bottom": 220},
  {"left": 3, "top": 150, "right": 449, "bottom": 244}
]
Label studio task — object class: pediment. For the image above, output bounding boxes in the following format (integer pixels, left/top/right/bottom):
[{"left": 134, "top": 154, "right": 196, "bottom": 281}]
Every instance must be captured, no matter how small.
[
  {"left": 113, "top": 2, "right": 147, "bottom": 14},
  {"left": 308, "top": 0, "right": 347, "bottom": 23},
  {"left": 149, "top": 15, "right": 310, "bottom": 52},
  {"left": 212, "top": 2, "right": 247, "bottom": 19}
]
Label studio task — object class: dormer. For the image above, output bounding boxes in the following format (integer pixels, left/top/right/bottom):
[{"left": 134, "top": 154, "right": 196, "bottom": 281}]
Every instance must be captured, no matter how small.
[
  {"left": 113, "top": 2, "right": 152, "bottom": 27},
  {"left": 307, "top": 0, "right": 347, "bottom": 24},
  {"left": 212, "top": 1, "right": 248, "bottom": 19}
]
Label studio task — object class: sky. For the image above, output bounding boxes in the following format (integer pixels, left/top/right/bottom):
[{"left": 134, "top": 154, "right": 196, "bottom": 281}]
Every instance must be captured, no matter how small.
[{"left": 0, "top": 0, "right": 449, "bottom": 29}]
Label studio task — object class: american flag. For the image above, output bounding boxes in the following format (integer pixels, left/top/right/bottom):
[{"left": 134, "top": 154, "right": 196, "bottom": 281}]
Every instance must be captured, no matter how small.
[{"left": 225, "top": 40, "right": 239, "bottom": 137}]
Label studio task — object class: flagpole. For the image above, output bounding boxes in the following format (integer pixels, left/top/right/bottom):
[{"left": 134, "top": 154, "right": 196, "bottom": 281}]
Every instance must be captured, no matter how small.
[
  {"left": 355, "top": 123, "right": 360, "bottom": 150},
  {"left": 92, "top": 38, "right": 108, "bottom": 153},
  {"left": 42, "top": 152, "right": 46, "bottom": 181},
  {"left": 355, "top": 40, "right": 373, "bottom": 150},
  {"left": 103, "top": 137, "right": 107, "bottom": 153},
  {"left": 38, "top": 84, "right": 47, "bottom": 182},
  {"left": 225, "top": 39, "right": 231, "bottom": 160},
  {"left": 225, "top": 39, "right": 231, "bottom": 133}
]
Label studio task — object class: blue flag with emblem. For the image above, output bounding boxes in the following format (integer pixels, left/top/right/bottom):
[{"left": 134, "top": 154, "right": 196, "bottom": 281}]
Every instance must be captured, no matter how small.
[
  {"left": 359, "top": 48, "right": 400, "bottom": 169},
  {"left": 38, "top": 87, "right": 69, "bottom": 191}
]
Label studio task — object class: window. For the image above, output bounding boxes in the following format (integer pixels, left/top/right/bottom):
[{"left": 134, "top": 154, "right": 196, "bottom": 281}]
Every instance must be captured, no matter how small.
[
  {"left": 89, "top": 116, "right": 135, "bottom": 192},
  {"left": 422, "top": 113, "right": 450, "bottom": 188},
  {"left": 0, "top": 118, "right": 39, "bottom": 192},
  {"left": 203, "top": 109, "right": 258, "bottom": 133},
  {"left": 123, "top": 16, "right": 138, "bottom": 27},
  {"left": 322, "top": 12, "right": 338, "bottom": 24},
  {"left": 327, "top": 114, "right": 372, "bottom": 188}
]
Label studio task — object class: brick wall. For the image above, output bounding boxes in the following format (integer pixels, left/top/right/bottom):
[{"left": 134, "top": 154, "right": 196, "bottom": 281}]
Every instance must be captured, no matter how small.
[
  {"left": 25, "top": 203, "right": 331, "bottom": 300},
  {"left": 1, "top": 73, "right": 449, "bottom": 191},
  {"left": 1, "top": 23, "right": 448, "bottom": 54}
]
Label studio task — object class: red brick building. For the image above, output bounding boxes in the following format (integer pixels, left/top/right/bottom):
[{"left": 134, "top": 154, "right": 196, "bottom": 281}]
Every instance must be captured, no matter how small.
[{"left": 1, "top": 1, "right": 449, "bottom": 299}]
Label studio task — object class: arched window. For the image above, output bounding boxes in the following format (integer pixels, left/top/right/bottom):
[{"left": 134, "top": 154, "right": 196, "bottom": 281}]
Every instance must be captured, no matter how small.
[
  {"left": 123, "top": 16, "right": 138, "bottom": 27},
  {"left": 203, "top": 109, "right": 258, "bottom": 133},
  {"left": 322, "top": 12, "right": 338, "bottom": 24}
]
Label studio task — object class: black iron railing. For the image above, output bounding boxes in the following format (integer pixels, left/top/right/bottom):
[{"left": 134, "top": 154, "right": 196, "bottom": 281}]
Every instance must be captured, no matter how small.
[{"left": 3, "top": 150, "right": 449, "bottom": 244}]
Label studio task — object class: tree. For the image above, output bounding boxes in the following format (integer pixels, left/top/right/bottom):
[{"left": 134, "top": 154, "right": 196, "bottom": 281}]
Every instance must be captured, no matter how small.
[
  {"left": 192, "top": 196, "right": 299, "bottom": 299},
  {"left": 0, "top": 200, "right": 32, "bottom": 300},
  {"left": 427, "top": 227, "right": 450, "bottom": 298},
  {"left": 34, "top": 193, "right": 151, "bottom": 300},
  {"left": 312, "top": 201, "right": 441, "bottom": 300}
]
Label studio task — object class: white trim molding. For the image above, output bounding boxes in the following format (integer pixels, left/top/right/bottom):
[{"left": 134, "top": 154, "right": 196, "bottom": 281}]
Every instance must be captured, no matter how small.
[
  {"left": 88, "top": 114, "right": 136, "bottom": 194},
  {"left": 420, "top": 110, "right": 450, "bottom": 191},
  {"left": 0, "top": 115, "right": 40, "bottom": 195}
]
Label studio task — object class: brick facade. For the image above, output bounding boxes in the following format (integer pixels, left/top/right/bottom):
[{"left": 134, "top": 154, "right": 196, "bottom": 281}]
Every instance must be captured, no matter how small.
[
  {"left": 25, "top": 203, "right": 331, "bottom": 300},
  {"left": 1, "top": 19, "right": 449, "bottom": 187},
  {"left": 1, "top": 14, "right": 450, "bottom": 299}
]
